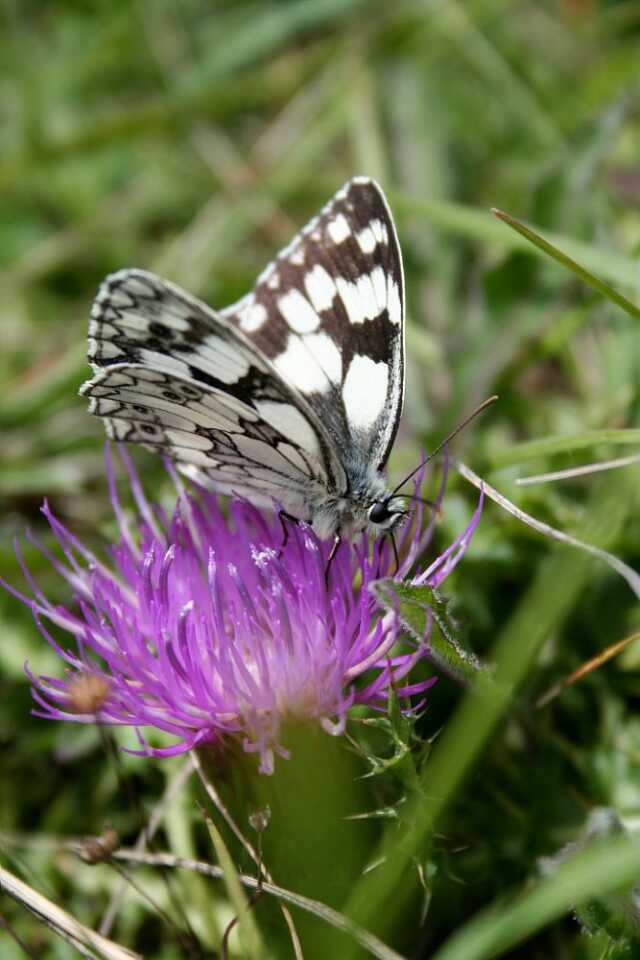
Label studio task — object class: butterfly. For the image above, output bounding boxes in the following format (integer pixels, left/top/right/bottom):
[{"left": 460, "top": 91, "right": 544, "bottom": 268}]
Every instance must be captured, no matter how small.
[{"left": 81, "top": 177, "right": 408, "bottom": 550}]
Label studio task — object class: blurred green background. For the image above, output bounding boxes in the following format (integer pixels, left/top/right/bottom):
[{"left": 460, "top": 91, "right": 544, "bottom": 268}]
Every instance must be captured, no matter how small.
[{"left": 2, "top": 1, "right": 640, "bottom": 957}]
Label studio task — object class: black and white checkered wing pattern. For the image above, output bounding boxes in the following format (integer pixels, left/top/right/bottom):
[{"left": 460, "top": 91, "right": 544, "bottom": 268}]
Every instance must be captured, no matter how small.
[
  {"left": 81, "top": 269, "right": 347, "bottom": 511},
  {"left": 222, "top": 177, "right": 405, "bottom": 471}
]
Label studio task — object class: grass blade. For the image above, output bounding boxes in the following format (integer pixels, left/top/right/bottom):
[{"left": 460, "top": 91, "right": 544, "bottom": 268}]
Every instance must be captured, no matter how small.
[
  {"left": 492, "top": 208, "right": 640, "bottom": 319},
  {"left": 489, "top": 429, "right": 640, "bottom": 468},
  {"left": 204, "top": 815, "right": 265, "bottom": 960},
  {"left": 431, "top": 833, "right": 640, "bottom": 960}
]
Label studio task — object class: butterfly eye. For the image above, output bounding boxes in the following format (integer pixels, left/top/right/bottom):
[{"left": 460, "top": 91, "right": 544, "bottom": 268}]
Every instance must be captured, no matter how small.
[{"left": 368, "top": 501, "right": 391, "bottom": 525}]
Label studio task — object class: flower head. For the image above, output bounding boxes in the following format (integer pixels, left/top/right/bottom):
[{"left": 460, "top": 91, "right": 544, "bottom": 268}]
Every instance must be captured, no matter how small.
[{"left": 4, "top": 449, "right": 481, "bottom": 774}]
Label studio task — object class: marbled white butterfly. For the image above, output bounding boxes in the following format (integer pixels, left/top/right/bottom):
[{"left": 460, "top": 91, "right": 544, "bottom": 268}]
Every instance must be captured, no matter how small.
[{"left": 81, "top": 177, "right": 408, "bottom": 546}]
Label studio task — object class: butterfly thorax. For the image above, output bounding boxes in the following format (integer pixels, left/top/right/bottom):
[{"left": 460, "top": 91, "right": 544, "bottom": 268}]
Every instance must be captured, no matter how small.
[{"left": 308, "top": 463, "right": 405, "bottom": 539}]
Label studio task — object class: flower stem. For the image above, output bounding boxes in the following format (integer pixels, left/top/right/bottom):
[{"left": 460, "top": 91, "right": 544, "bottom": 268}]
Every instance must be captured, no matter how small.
[{"left": 218, "top": 722, "right": 377, "bottom": 958}]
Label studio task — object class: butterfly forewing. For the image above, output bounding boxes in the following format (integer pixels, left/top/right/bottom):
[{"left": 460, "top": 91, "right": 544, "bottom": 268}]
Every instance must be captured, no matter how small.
[{"left": 222, "top": 177, "right": 405, "bottom": 470}]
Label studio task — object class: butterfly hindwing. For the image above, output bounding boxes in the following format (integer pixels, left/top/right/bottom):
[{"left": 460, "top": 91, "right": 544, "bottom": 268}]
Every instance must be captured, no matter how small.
[
  {"left": 222, "top": 177, "right": 405, "bottom": 471},
  {"left": 82, "top": 268, "right": 347, "bottom": 508}
]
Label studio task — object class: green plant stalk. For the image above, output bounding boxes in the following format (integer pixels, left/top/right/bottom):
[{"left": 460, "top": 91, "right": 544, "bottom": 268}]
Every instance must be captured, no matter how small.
[
  {"left": 342, "top": 465, "right": 639, "bottom": 953},
  {"left": 225, "top": 721, "right": 378, "bottom": 960}
]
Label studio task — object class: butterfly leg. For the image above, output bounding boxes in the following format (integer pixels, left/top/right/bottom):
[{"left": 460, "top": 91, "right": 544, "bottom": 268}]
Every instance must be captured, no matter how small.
[
  {"left": 388, "top": 531, "right": 401, "bottom": 576},
  {"left": 324, "top": 533, "right": 342, "bottom": 586},
  {"left": 278, "top": 510, "right": 300, "bottom": 557}
]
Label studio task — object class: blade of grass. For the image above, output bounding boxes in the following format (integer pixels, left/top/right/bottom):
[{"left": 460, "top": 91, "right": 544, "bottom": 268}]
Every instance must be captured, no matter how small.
[
  {"left": 204, "top": 814, "right": 265, "bottom": 960},
  {"left": 489, "top": 428, "right": 640, "bottom": 469},
  {"left": 492, "top": 208, "right": 640, "bottom": 319},
  {"left": 430, "top": 832, "right": 640, "bottom": 960},
  {"left": 516, "top": 452, "right": 640, "bottom": 486},
  {"left": 390, "top": 191, "right": 640, "bottom": 291}
]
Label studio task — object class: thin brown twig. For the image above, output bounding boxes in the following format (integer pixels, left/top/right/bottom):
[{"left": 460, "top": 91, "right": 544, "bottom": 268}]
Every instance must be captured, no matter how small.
[
  {"left": 0, "top": 910, "right": 40, "bottom": 959},
  {"left": 536, "top": 630, "right": 640, "bottom": 708},
  {"left": 107, "top": 858, "right": 202, "bottom": 958}
]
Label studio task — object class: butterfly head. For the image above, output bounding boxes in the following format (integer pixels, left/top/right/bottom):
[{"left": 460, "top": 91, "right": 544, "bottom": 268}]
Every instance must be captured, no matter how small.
[
  {"left": 309, "top": 469, "right": 407, "bottom": 540},
  {"left": 367, "top": 496, "right": 407, "bottom": 533},
  {"left": 331, "top": 464, "right": 408, "bottom": 538}
]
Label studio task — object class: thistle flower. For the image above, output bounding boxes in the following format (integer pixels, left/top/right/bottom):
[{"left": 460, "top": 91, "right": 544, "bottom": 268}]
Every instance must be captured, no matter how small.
[{"left": 4, "top": 449, "right": 481, "bottom": 775}]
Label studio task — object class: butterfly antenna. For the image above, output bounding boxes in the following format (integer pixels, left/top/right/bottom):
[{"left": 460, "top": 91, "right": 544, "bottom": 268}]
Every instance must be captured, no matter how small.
[{"left": 390, "top": 395, "right": 498, "bottom": 496}]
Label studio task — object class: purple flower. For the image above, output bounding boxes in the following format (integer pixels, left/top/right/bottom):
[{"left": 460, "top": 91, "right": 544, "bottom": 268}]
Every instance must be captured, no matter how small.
[{"left": 4, "top": 449, "right": 482, "bottom": 774}]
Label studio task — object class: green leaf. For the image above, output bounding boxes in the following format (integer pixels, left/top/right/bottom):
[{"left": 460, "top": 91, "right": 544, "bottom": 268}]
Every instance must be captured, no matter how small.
[
  {"left": 355, "top": 686, "right": 424, "bottom": 792},
  {"left": 372, "top": 580, "right": 485, "bottom": 686}
]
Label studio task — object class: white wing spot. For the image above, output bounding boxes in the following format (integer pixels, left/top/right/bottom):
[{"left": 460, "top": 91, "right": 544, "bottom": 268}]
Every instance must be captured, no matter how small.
[
  {"left": 372, "top": 219, "right": 388, "bottom": 246},
  {"left": 278, "top": 288, "right": 321, "bottom": 334},
  {"left": 274, "top": 332, "right": 341, "bottom": 393},
  {"left": 277, "top": 443, "right": 314, "bottom": 476},
  {"left": 288, "top": 246, "right": 306, "bottom": 266},
  {"left": 162, "top": 335, "right": 250, "bottom": 385},
  {"left": 355, "top": 228, "right": 376, "bottom": 255},
  {"left": 116, "top": 310, "right": 156, "bottom": 334},
  {"left": 175, "top": 449, "right": 220, "bottom": 467},
  {"left": 255, "top": 400, "right": 322, "bottom": 459},
  {"left": 89, "top": 337, "right": 122, "bottom": 361},
  {"left": 387, "top": 279, "right": 402, "bottom": 325},
  {"left": 326, "top": 214, "right": 351, "bottom": 244},
  {"left": 233, "top": 434, "right": 304, "bottom": 475},
  {"left": 335, "top": 278, "right": 361, "bottom": 325},
  {"left": 107, "top": 288, "right": 134, "bottom": 309},
  {"left": 369, "top": 266, "right": 387, "bottom": 312},
  {"left": 165, "top": 429, "right": 214, "bottom": 451},
  {"left": 304, "top": 265, "right": 335, "bottom": 312},
  {"left": 335, "top": 272, "right": 383, "bottom": 325},
  {"left": 342, "top": 355, "right": 389, "bottom": 432},
  {"left": 355, "top": 219, "right": 388, "bottom": 254},
  {"left": 240, "top": 301, "right": 268, "bottom": 333}
]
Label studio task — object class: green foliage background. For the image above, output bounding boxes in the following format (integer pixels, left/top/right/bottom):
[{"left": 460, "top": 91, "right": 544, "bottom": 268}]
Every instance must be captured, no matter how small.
[{"left": 1, "top": 1, "right": 640, "bottom": 957}]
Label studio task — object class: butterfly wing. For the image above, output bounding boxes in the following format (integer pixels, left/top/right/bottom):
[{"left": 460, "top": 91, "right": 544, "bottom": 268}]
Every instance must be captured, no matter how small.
[
  {"left": 221, "top": 177, "right": 405, "bottom": 472},
  {"left": 81, "top": 268, "right": 347, "bottom": 512}
]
